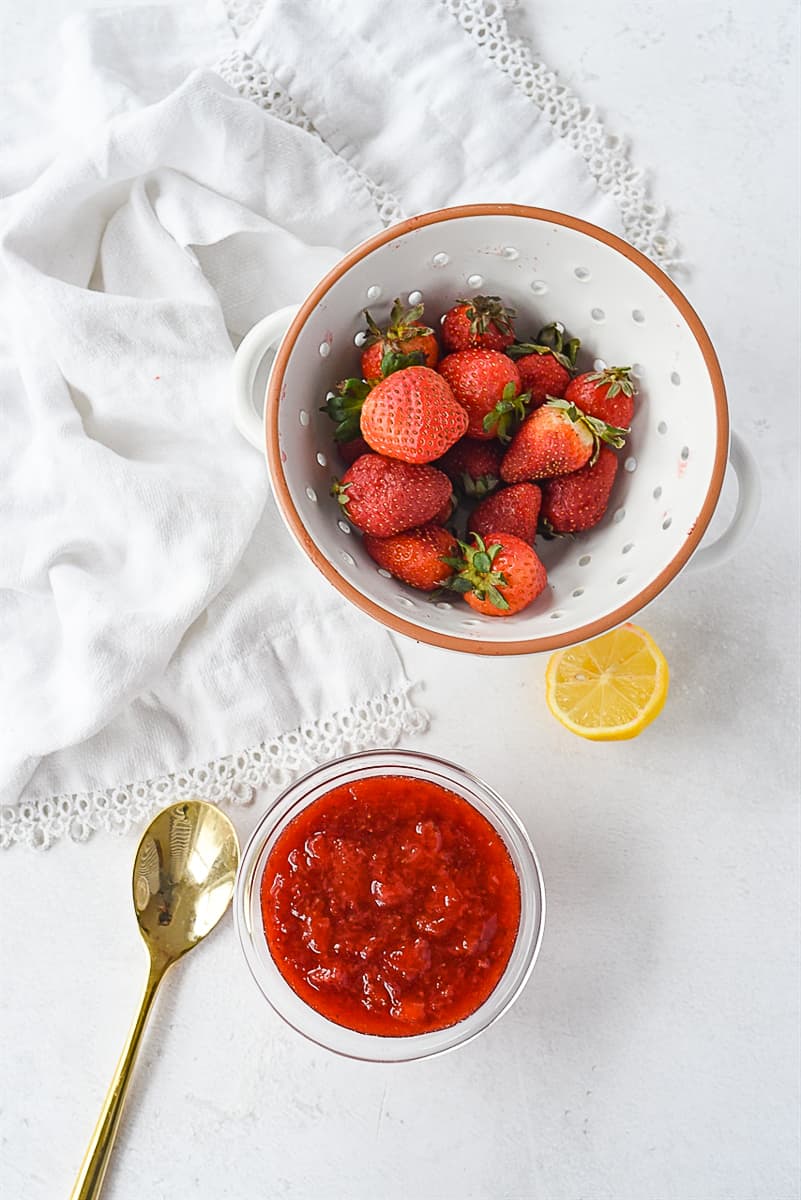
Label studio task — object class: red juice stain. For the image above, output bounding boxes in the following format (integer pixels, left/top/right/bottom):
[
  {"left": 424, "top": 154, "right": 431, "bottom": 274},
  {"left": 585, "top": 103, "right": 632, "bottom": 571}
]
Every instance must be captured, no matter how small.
[{"left": 260, "top": 775, "right": 520, "bottom": 1037}]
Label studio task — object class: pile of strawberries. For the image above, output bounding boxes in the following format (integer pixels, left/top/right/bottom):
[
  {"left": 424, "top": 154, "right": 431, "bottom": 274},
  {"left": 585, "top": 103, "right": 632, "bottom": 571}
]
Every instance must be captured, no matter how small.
[{"left": 322, "top": 295, "right": 636, "bottom": 617}]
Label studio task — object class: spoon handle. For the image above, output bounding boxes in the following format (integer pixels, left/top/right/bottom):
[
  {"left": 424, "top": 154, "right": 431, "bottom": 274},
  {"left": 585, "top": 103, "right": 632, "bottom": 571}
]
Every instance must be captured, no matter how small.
[{"left": 69, "top": 956, "right": 168, "bottom": 1200}]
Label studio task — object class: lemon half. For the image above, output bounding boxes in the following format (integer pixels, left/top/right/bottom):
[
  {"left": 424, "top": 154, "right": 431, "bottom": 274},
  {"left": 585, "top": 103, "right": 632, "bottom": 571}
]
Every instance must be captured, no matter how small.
[{"left": 545, "top": 622, "right": 669, "bottom": 741}]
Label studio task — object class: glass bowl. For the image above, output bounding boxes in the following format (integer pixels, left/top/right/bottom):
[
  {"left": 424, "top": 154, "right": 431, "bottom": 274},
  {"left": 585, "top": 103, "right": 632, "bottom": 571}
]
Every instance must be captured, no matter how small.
[{"left": 234, "top": 749, "right": 545, "bottom": 1062}]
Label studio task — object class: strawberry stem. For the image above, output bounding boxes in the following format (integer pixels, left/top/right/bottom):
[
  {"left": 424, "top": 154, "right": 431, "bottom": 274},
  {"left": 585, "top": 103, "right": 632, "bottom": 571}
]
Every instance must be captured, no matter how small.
[
  {"left": 443, "top": 533, "right": 510, "bottom": 610},
  {"left": 482, "top": 382, "right": 532, "bottom": 443},
  {"left": 457, "top": 295, "right": 516, "bottom": 338},
  {"left": 320, "top": 377, "right": 373, "bottom": 442}
]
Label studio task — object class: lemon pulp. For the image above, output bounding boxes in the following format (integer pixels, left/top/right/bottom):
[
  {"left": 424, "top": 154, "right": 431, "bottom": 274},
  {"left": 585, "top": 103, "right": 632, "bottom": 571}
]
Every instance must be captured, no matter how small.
[{"left": 545, "top": 622, "right": 669, "bottom": 741}]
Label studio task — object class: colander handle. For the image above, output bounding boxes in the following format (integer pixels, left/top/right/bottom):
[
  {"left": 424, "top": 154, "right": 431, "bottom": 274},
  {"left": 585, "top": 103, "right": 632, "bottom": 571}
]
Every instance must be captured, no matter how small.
[
  {"left": 231, "top": 305, "right": 300, "bottom": 449},
  {"left": 688, "top": 429, "right": 761, "bottom": 571}
]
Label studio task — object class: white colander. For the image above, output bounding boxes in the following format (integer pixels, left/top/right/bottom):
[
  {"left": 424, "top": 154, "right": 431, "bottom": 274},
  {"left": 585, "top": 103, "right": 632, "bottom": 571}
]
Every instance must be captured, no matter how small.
[{"left": 231, "top": 205, "right": 759, "bottom": 655}]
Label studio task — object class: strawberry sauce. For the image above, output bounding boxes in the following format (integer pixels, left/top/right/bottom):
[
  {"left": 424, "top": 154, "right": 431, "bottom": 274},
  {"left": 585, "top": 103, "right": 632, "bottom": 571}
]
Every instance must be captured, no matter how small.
[{"left": 260, "top": 776, "right": 521, "bottom": 1036}]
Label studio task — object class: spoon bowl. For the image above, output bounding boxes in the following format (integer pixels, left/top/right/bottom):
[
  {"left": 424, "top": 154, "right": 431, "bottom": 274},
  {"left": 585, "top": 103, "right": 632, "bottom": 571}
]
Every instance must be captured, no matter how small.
[
  {"left": 70, "top": 800, "right": 239, "bottom": 1200},
  {"left": 133, "top": 800, "right": 240, "bottom": 962}
]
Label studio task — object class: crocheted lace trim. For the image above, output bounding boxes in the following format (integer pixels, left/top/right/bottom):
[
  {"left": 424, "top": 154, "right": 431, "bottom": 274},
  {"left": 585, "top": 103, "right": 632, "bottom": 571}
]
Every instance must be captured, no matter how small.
[
  {"left": 3, "top": 687, "right": 428, "bottom": 850},
  {"left": 219, "top": 0, "right": 680, "bottom": 266}
]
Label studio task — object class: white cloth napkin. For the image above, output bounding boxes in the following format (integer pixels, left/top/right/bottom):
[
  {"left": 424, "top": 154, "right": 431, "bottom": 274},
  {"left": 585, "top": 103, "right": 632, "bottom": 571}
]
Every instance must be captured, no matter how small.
[{"left": 0, "top": 0, "right": 640, "bottom": 849}]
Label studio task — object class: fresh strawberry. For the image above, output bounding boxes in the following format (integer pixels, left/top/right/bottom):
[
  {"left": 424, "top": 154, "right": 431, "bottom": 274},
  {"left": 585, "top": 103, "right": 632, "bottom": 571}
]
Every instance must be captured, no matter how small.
[
  {"left": 438, "top": 350, "right": 528, "bottom": 442},
  {"left": 501, "top": 399, "right": 627, "bottom": 482},
  {"left": 445, "top": 532, "right": 547, "bottom": 616},
  {"left": 360, "top": 366, "right": 468, "bottom": 464},
  {"left": 468, "top": 483, "right": 542, "bottom": 544},
  {"left": 437, "top": 438, "right": 503, "bottom": 498},
  {"left": 363, "top": 524, "right": 457, "bottom": 591},
  {"left": 360, "top": 297, "right": 439, "bottom": 381},
  {"left": 441, "top": 296, "right": 516, "bottom": 352},
  {"left": 338, "top": 435, "right": 371, "bottom": 466},
  {"left": 507, "top": 323, "right": 580, "bottom": 407},
  {"left": 540, "top": 445, "right": 619, "bottom": 534},
  {"left": 564, "top": 367, "right": 636, "bottom": 429},
  {"left": 332, "top": 454, "right": 451, "bottom": 537}
]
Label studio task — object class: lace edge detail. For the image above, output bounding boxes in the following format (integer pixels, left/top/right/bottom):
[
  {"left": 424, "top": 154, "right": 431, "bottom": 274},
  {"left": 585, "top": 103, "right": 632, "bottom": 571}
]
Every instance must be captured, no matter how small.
[
  {"left": 221, "top": 0, "right": 681, "bottom": 270},
  {"left": 441, "top": 0, "right": 683, "bottom": 271},
  {"left": 214, "top": 48, "right": 407, "bottom": 228},
  {"left": 1, "top": 686, "right": 429, "bottom": 850}
]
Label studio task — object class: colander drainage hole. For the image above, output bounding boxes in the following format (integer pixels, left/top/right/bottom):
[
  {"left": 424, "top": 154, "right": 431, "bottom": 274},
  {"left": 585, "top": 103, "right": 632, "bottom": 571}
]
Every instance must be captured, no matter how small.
[
  {"left": 593, "top": 358, "right": 607, "bottom": 372},
  {"left": 435, "top": 601, "right": 452, "bottom": 611},
  {"left": 341, "top": 552, "right": 355, "bottom": 566},
  {"left": 461, "top": 619, "right": 480, "bottom": 627},
  {"left": 578, "top": 554, "right": 591, "bottom": 566},
  {"left": 431, "top": 252, "right": 450, "bottom": 268},
  {"left": 305, "top": 486, "right": 317, "bottom": 502},
  {"left": 318, "top": 341, "right": 331, "bottom": 358},
  {"left": 337, "top": 519, "right": 351, "bottom": 534},
  {"left": 612, "top": 507, "right": 626, "bottom": 524},
  {"left": 622, "top": 543, "right": 634, "bottom": 554},
  {"left": 653, "top": 485, "right": 663, "bottom": 500},
  {"left": 550, "top": 611, "right": 564, "bottom": 620},
  {"left": 366, "top": 285, "right": 382, "bottom": 302},
  {"left": 591, "top": 308, "right": 605, "bottom": 322},
  {"left": 397, "top": 596, "right": 416, "bottom": 609},
  {"left": 467, "top": 274, "right": 484, "bottom": 288},
  {"left": 616, "top": 575, "right": 629, "bottom": 585},
  {"left": 503, "top": 247, "right": 519, "bottom": 260},
  {"left": 354, "top": 331, "right": 367, "bottom": 347},
  {"left": 624, "top": 456, "right": 637, "bottom": 472},
  {"left": 377, "top": 568, "right": 392, "bottom": 579},
  {"left": 299, "top": 410, "right": 310, "bottom": 427},
  {"left": 530, "top": 280, "right": 548, "bottom": 295},
  {"left": 662, "top": 516, "right": 673, "bottom": 530},
  {"left": 574, "top": 266, "right": 590, "bottom": 280},
  {"left": 671, "top": 371, "right": 681, "bottom": 385},
  {"left": 316, "top": 452, "right": 327, "bottom": 467},
  {"left": 681, "top": 446, "right": 690, "bottom": 460},
  {"left": 632, "top": 309, "right": 646, "bottom": 324},
  {"left": 408, "top": 290, "right": 423, "bottom": 305},
  {"left": 572, "top": 588, "right": 584, "bottom": 597}
]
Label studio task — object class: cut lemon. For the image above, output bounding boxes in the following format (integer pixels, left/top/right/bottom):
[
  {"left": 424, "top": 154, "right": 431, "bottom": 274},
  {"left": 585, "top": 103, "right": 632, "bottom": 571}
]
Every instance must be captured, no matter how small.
[{"left": 545, "top": 622, "right": 669, "bottom": 741}]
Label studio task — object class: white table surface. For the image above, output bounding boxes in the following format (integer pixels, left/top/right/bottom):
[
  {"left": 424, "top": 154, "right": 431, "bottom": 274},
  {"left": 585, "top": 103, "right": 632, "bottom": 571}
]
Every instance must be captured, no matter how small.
[{"left": 1, "top": 2, "right": 799, "bottom": 1199}]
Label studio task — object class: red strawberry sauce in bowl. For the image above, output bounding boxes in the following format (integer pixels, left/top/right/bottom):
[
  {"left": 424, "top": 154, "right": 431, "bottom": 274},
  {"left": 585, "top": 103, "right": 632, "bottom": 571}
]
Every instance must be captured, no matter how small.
[{"left": 235, "top": 750, "right": 545, "bottom": 1061}]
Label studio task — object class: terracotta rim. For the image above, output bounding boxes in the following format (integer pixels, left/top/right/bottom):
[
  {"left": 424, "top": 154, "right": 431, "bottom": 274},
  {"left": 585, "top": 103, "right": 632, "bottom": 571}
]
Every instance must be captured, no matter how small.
[{"left": 265, "top": 204, "right": 729, "bottom": 656}]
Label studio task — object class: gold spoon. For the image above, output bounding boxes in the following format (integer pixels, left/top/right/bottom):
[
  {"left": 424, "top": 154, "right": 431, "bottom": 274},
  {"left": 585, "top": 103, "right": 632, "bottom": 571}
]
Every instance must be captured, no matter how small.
[{"left": 70, "top": 799, "right": 240, "bottom": 1200}]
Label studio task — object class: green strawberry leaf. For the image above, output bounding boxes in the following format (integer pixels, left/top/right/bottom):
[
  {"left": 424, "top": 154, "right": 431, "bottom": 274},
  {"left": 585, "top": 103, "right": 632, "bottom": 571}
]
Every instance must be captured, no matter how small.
[
  {"left": 379, "top": 348, "right": 426, "bottom": 378},
  {"left": 482, "top": 383, "right": 532, "bottom": 443},
  {"left": 486, "top": 583, "right": 510, "bottom": 611},
  {"left": 320, "top": 377, "right": 373, "bottom": 442}
]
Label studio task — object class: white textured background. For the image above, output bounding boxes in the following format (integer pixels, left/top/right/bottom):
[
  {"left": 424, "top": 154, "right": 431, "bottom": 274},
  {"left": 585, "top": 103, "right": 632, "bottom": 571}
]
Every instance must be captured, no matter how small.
[{"left": 1, "top": 2, "right": 799, "bottom": 1199}]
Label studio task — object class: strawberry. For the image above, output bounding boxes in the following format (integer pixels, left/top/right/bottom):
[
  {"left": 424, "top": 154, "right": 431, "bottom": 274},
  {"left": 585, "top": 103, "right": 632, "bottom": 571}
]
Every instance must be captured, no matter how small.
[
  {"left": 468, "top": 483, "right": 542, "bottom": 544},
  {"left": 501, "top": 399, "right": 627, "bottom": 482},
  {"left": 332, "top": 454, "right": 451, "bottom": 537},
  {"left": 564, "top": 366, "right": 635, "bottom": 429},
  {"left": 360, "top": 297, "right": 439, "bottom": 381},
  {"left": 338, "top": 435, "right": 371, "bottom": 466},
  {"left": 438, "top": 350, "right": 529, "bottom": 442},
  {"left": 360, "top": 366, "right": 468, "bottom": 464},
  {"left": 437, "top": 438, "right": 503, "bottom": 498},
  {"left": 321, "top": 351, "right": 431, "bottom": 443},
  {"left": 444, "top": 532, "right": 547, "bottom": 616},
  {"left": 441, "top": 295, "right": 516, "bottom": 352},
  {"left": 507, "top": 324, "right": 580, "bottom": 408},
  {"left": 363, "top": 524, "right": 457, "bottom": 591},
  {"left": 540, "top": 445, "right": 619, "bottom": 534}
]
